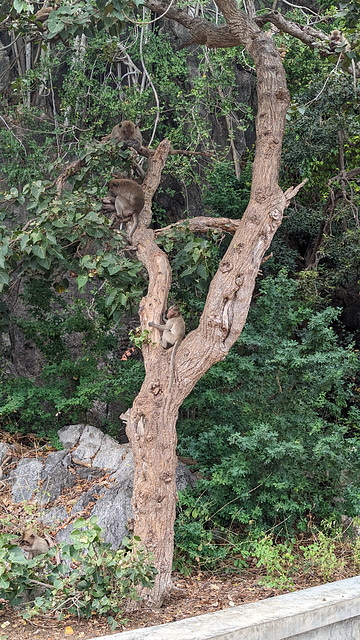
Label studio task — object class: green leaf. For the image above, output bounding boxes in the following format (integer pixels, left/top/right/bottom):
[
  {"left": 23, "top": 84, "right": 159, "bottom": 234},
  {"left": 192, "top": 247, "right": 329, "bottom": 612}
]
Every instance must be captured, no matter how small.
[
  {"left": 0, "top": 270, "right": 9, "bottom": 286},
  {"left": 77, "top": 274, "right": 88, "bottom": 290},
  {"left": 32, "top": 245, "right": 47, "bottom": 259},
  {"left": 85, "top": 211, "right": 102, "bottom": 222},
  {"left": 197, "top": 264, "right": 208, "bottom": 279},
  {"left": 20, "top": 234, "right": 30, "bottom": 250},
  {"left": 13, "top": 0, "right": 31, "bottom": 13}
]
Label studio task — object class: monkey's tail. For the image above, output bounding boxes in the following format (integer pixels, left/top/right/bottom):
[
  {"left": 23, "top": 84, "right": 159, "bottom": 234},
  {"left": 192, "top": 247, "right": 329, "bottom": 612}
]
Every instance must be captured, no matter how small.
[
  {"left": 128, "top": 213, "right": 139, "bottom": 243},
  {"left": 167, "top": 340, "right": 179, "bottom": 394}
]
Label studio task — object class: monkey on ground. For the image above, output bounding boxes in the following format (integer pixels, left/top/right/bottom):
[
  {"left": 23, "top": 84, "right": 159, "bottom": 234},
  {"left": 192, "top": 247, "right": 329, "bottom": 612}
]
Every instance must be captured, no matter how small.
[
  {"left": 149, "top": 305, "right": 186, "bottom": 392},
  {"left": 102, "top": 175, "right": 145, "bottom": 241},
  {"left": 101, "top": 120, "right": 142, "bottom": 151},
  {"left": 21, "top": 529, "right": 49, "bottom": 559}
]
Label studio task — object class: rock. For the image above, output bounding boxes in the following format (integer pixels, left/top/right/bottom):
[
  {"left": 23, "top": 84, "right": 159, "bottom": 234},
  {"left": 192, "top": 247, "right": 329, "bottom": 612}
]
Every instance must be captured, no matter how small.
[
  {"left": 70, "top": 485, "right": 101, "bottom": 514},
  {"left": 1, "top": 425, "right": 197, "bottom": 549},
  {"left": 40, "top": 506, "right": 68, "bottom": 525},
  {"left": 37, "top": 451, "right": 75, "bottom": 503},
  {"left": 109, "top": 445, "right": 133, "bottom": 483},
  {"left": 93, "top": 435, "right": 131, "bottom": 470},
  {"left": 176, "top": 460, "right": 197, "bottom": 491},
  {"left": 71, "top": 425, "right": 105, "bottom": 463},
  {"left": 0, "top": 47, "right": 10, "bottom": 93},
  {"left": 58, "top": 424, "right": 86, "bottom": 449},
  {"left": 0, "top": 442, "right": 12, "bottom": 465},
  {"left": 8, "top": 458, "right": 44, "bottom": 503},
  {"left": 91, "top": 483, "right": 134, "bottom": 548}
]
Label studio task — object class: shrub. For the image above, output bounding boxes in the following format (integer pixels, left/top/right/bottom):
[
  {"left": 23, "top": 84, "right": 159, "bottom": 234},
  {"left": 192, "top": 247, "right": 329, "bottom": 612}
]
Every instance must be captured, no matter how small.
[{"left": 0, "top": 517, "right": 156, "bottom": 629}]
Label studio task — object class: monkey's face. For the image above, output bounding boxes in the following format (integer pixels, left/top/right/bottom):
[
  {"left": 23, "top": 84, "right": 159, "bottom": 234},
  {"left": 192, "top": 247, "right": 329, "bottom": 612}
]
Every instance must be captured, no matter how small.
[
  {"left": 120, "top": 121, "right": 135, "bottom": 139},
  {"left": 167, "top": 306, "right": 180, "bottom": 318},
  {"left": 21, "top": 532, "right": 35, "bottom": 547},
  {"left": 108, "top": 179, "right": 121, "bottom": 194}
]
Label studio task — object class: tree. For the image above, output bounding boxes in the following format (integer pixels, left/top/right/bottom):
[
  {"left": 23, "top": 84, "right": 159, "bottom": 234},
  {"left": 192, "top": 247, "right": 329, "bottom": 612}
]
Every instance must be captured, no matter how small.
[
  {"left": 124, "top": 0, "right": 302, "bottom": 606},
  {"left": 2, "top": 0, "right": 359, "bottom": 608}
]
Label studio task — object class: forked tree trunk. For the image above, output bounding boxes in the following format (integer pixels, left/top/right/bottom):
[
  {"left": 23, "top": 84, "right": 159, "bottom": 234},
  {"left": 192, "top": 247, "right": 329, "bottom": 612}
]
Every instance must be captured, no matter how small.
[{"left": 124, "top": 0, "right": 306, "bottom": 607}]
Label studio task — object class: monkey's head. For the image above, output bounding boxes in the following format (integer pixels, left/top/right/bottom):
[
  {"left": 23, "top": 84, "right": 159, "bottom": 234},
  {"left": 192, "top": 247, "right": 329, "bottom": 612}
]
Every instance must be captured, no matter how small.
[
  {"left": 167, "top": 305, "right": 181, "bottom": 318},
  {"left": 330, "top": 30, "right": 342, "bottom": 43},
  {"left": 108, "top": 178, "right": 121, "bottom": 194},
  {"left": 21, "top": 529, "right": 36, "bottom": 546},
  {"left": 120, "top": 120, "right": 135, "bottom": 140}
]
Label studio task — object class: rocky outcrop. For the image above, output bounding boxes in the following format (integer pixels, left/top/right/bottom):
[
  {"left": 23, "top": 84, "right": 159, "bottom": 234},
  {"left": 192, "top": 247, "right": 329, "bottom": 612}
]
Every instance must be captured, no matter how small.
[{"left": 1, "top": 425, "right": 196, "bottom": 548}]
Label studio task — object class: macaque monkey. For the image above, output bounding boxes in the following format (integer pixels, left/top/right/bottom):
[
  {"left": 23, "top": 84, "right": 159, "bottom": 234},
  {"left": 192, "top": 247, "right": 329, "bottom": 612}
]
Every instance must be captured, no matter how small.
[
  {"left": 329, "top": 30, "right": 359, "bottom": 85},
  {"left": 35, "top": 6, "right": 55, "bottom": 22},
  {"left": 329, "top": 30, "right": 351, "bottom": 53},
  {"left": 149, "top": 305, "right": 186, "bottom": 392},
  {"left": 102, "top": 176, "right": 145, "bottom": 241},
  {"left": 21, "top": 529, "right": 49, "bottom": 559},
  {"left": 101, "top": 120, "right": 143, "bottom": 151}
]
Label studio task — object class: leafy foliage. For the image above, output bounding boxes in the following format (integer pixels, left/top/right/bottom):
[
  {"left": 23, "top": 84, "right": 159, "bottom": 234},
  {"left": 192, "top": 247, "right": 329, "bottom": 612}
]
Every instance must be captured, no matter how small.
[
  {"left": 177, "top": 273, "right": 360, "bottom": 530},
  {"left": 0, "top": 517, "right": 156, "bottom": 628}
]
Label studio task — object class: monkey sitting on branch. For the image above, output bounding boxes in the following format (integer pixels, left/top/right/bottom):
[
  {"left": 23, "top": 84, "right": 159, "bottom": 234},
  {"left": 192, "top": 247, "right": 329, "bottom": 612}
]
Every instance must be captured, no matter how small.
[
  {"left": 102, "top": 175, "right": 145, "bottom": 242},
  {"left": 101, "top": 120, "right": 143, "bottom": 151},
  {"left": 149, "top": 305, "right": 186, "bottom": 392},
  {"left": 329, "top": 29, "right": 351, "bottom": 53},
  {"left": 21, "top": 529, "right": 49, "bottom": 559}
]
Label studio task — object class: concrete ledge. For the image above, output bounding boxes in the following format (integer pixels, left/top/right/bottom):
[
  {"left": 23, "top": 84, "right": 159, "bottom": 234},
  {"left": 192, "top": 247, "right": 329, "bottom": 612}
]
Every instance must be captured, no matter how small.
[{"left": 90, "top": 576, "right": 360, "bottom": 640}]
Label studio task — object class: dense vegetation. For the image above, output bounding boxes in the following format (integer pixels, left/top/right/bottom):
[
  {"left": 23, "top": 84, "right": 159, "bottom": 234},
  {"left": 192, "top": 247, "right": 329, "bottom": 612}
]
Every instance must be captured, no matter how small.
[{"left": 1, "top": 0, "right": 360, "bottom": 577}]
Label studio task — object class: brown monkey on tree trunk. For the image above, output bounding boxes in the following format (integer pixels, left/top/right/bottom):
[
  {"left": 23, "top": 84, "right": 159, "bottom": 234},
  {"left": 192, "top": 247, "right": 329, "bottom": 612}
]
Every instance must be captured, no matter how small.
[
  {"left": 101, "top": 120, "right": 143, "bottom": 151},
  {"left": 149, "top": 305, "right": 186, "bottom": 392},
  {"left": 102, "top": 176, "right": 145, "bottom": 241}
]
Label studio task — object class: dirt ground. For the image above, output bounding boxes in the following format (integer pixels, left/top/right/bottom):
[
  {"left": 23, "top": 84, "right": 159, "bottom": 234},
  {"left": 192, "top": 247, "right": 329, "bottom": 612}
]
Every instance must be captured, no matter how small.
[{"left": 0, "top": 563, "right": 357, "bottom": 640}]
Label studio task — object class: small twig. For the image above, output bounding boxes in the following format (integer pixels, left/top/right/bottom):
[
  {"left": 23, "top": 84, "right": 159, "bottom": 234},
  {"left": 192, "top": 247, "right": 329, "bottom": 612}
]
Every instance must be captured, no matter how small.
[{"left": 0, "top": 115, "right": 27, "bottom": 154}]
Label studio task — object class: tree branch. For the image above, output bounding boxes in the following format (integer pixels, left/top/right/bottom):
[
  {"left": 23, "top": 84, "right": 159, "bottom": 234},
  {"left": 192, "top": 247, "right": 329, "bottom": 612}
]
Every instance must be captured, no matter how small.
[
  {"left": 255, "top": 10, "right": 360, "bottom": 77},
  {"left": 154, "top": 216, "right": 241, "bottom": 236},
  {"left": 55, "top": 159, "right": 85, "bottom": 195},
  {"left": 255, "top": 10, "right": 328, "bottom": 49},
  {"left": 144, "top": 0, "right": 241, "bottom": 48},
  {"left": 132, "top": 140, "right": 174, "bottom": 335}
]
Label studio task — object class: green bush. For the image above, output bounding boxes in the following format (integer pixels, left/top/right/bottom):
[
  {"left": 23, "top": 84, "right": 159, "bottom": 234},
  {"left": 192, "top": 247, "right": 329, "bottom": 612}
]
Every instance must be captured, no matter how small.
[
  {"left": 177, "top": 272, "right": 360, "bottom": 531},
  {"left": 0, "top": 517, "right": 156, "bottom": 628}
]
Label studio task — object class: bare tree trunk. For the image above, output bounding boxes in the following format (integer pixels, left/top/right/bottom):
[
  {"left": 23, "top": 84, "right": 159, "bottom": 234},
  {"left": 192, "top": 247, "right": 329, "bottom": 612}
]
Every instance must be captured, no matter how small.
[
  {"left": 126, "top": 387, "right": 180, "bottom": 603},
  {"left": 123, "top": 0, "right": 306, "bottom": 607}
]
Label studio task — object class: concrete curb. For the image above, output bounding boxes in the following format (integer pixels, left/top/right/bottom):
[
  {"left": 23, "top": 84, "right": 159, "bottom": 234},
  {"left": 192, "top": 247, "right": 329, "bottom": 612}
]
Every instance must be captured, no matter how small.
[{"left": 89, "top": 575, "right": 360, "bottom": 640}]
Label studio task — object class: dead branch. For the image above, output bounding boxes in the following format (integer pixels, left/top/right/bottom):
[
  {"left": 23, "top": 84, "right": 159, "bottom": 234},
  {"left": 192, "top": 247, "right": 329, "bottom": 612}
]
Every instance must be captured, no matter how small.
[
  {"left": 284, "top": 178, "right": 308, "bottom": 204},
  {"left": 55, "top": 159, "right": 85, "bottom": 196},
  {"left": 154, "top": 216, "right": 241, "bottom": 236}
]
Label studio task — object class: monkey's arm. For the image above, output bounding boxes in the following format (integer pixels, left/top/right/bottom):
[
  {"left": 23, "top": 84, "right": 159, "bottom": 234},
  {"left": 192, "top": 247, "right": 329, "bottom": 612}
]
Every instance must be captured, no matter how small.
[{"left": 148, "top": 321, "right": 167, "bottom": 331}]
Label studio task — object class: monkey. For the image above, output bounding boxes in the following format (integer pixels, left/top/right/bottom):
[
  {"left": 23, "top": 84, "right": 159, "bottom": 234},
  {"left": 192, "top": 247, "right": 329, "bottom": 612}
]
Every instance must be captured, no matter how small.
[
  {"left": 102, "top": 176, "right": 145, "bottom": 242},
  {"left": 329, "top": 30, "right": 359, "bottom": 88},
  {"left": 35, "top": 6, "right": 55, "bottom": 23},
  {"left": 21, "top": 529, "right": 49, "bottom": 559},
  {"left": 148, "top": 305, "right": 186, "bottom": 393},
  {"left": 101, "top": 120, "right": 142, "bottom": 151},
  {"left": 329, "top": 30, "right": 351, "bottom": 53}
]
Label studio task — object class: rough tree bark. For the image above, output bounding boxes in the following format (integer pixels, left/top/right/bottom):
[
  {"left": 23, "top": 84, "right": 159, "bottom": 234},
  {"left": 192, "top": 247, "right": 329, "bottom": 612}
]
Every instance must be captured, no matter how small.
[{"left": 124, "top": 0, "right": 307, "bottom": 606}]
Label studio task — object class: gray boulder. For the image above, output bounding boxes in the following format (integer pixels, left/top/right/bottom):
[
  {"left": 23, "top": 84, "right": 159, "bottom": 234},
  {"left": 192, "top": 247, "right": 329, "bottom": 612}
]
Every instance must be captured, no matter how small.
[
  {"left": 1, "top": 425, "right": 197, "bottom": 549},
  {"left": 8, "top": 458, "right": 44, "bottom": 503}
]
